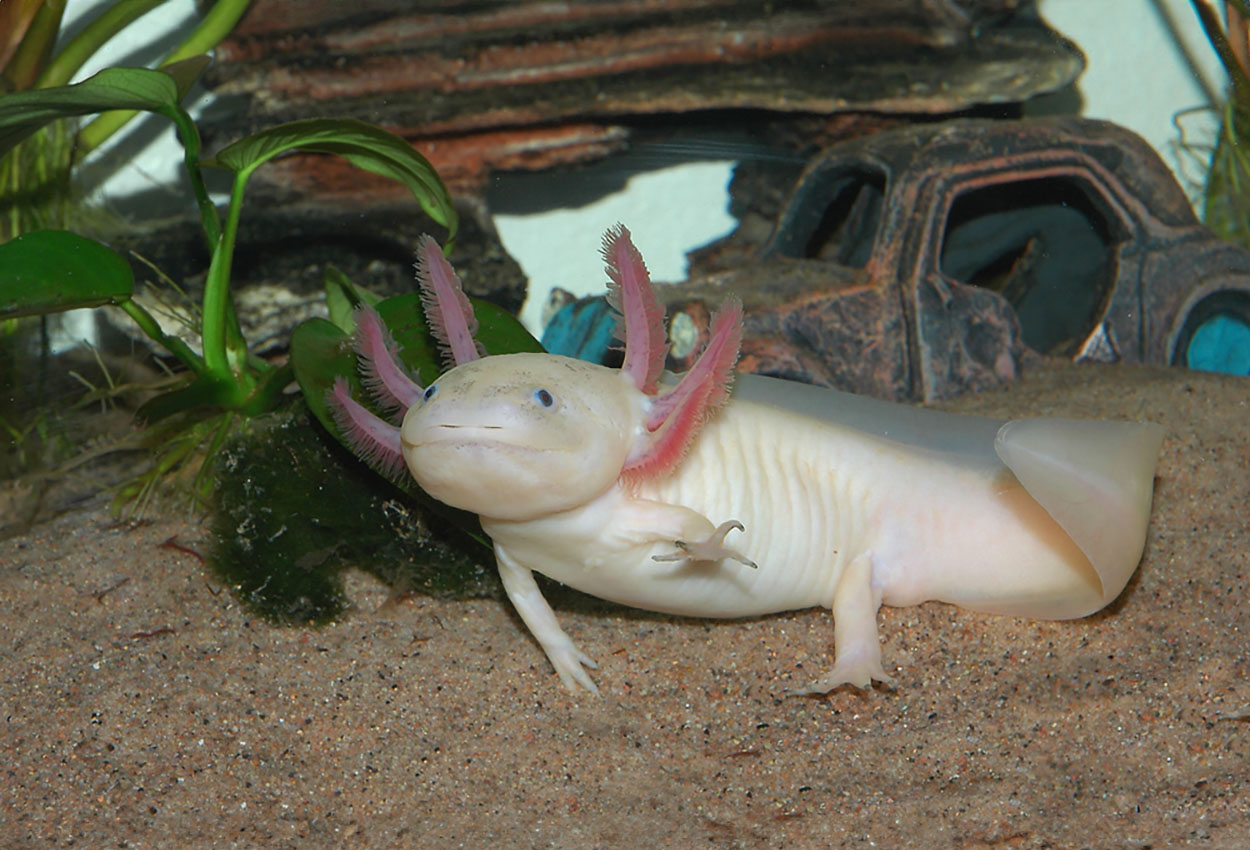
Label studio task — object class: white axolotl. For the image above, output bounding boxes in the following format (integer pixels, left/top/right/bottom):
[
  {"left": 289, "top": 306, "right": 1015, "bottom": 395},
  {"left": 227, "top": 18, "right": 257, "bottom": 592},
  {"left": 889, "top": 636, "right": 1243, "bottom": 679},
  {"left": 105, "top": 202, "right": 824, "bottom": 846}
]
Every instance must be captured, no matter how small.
[{"left": 330, "top": 225, "right": 1164, "bottom": 695}]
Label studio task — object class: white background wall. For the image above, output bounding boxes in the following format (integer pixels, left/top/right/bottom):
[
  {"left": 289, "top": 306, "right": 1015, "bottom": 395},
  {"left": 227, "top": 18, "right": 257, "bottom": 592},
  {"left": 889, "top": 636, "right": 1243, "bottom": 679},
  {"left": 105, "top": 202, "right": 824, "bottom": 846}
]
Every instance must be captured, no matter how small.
[{"left": 64, "top": 0, "right": 1232, "bottom": 334}]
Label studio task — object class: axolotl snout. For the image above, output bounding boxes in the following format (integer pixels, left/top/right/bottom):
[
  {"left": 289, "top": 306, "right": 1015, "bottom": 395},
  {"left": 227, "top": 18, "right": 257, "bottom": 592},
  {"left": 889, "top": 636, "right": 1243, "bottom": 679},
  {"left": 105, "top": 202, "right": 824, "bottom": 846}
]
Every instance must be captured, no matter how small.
[{"left": 332, "top": 226, "right": 1164, "bottom": 695}]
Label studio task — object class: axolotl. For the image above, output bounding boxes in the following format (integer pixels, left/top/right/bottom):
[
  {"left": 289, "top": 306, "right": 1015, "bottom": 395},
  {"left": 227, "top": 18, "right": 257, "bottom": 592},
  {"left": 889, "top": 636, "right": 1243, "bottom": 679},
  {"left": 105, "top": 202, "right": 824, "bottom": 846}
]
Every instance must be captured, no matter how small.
[{"left": 330, "top": 226, "right": 1164, "bottom": 695}]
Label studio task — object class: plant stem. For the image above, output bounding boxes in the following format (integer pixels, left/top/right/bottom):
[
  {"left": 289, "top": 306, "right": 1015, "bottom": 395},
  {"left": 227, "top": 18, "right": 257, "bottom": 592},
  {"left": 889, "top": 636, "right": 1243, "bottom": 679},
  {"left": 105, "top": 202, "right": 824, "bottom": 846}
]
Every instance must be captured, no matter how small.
[
  {"left": 2, "top": 0, "right": 64, "bottom": 91},
  {"left": 200, "top": 169, "right": 249, "bottom": 379},
  {"left": 115, "top": 297, "right": 206, "bottom": 373},
  {"left": 34, "top": 0, "right": 167, "bottom": 89},
  {"left": 222, "top": 289, "right": 250, "bottom": 372},
  {"left": 76, "top": 0, "right": 255, "bottom": 154},
  {"left": 161, "top": 0, "right": 254, "bottom": 66},
  {"left": 163, "top": 103, "right": 220, "bottom": 248}
]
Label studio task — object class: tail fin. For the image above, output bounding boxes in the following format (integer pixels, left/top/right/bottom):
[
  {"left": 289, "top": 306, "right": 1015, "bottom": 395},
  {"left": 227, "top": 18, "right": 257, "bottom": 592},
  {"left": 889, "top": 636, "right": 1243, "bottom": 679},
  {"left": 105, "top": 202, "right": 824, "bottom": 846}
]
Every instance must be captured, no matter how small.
[{"left": 994, "top": 418, "right": 1166, "bottom": 616}]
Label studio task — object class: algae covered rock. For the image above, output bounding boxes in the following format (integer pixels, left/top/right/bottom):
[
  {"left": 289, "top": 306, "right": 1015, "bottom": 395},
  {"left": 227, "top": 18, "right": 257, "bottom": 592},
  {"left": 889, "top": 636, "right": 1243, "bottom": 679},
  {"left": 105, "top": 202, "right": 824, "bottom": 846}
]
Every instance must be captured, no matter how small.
[{"left": 210, "top": 405, "right": 501, "bottom": 624}]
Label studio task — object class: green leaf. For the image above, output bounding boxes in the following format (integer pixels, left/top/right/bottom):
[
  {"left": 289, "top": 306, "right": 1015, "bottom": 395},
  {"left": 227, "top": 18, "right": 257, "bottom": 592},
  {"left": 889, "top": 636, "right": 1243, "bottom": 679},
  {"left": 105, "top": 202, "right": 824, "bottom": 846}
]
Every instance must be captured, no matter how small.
[
  {"left": 0, "top": 61, "right": 205, "bottom": 158},
  {"left": 0, "top": 229, "right": 133, "bottom": 317},
  {"left": 156, "top": 55, "right": 211, "bottom": 101},
  {"left": 323, "top": 266, "right": 381, "bottom": 333},
  {"left": 472, "top": 297, "right": 548, "bottom": 359},
  {"left": 289, "top": 317, "right": 358, "bottom": 434},
  {"left": 290, "top": 296, "right": 439, "bottom": 445},
  {"left": 206, "top": 118, "right": 459, "bottom": 242}
]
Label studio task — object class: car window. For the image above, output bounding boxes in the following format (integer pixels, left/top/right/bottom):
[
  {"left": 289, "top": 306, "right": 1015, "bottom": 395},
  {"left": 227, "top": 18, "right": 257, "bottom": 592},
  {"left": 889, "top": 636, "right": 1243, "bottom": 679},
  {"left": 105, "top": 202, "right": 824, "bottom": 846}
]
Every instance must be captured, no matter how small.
[
  {"left": 1172, "top": 290, "right": 1250, "bottom": 375},
  {"left": 772, "top": 166, "right": 886, "bottom": 268},
  {"left": 938, "top": 176, "right": 1122, "bottom": 357}
]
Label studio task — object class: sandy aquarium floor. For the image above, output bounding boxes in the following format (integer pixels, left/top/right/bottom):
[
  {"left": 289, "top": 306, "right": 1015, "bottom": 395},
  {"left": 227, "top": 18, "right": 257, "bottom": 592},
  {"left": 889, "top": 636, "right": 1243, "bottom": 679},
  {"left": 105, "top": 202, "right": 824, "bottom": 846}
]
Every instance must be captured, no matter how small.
[{"left": 1, "top": 361, "right": 1247, "bottom": 849}]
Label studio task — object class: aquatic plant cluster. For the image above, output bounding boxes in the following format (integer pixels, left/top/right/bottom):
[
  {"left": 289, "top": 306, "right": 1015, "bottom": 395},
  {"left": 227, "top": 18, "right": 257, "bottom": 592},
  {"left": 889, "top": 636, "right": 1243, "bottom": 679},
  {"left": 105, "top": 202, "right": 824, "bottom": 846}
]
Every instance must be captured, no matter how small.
[
  {"left": 0, "top": 57, "right": 459, "bottom": 512},
  {"left": 0, "top": 2, "right": 551, "bottom": 613}
]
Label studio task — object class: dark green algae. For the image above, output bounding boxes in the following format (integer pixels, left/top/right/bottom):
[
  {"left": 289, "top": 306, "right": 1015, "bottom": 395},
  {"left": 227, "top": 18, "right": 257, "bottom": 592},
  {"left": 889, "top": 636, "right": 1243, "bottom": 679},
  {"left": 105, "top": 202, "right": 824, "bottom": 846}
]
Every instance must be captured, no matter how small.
[{"left": 209, "top": 404, "right": 502, "bottom": 625}]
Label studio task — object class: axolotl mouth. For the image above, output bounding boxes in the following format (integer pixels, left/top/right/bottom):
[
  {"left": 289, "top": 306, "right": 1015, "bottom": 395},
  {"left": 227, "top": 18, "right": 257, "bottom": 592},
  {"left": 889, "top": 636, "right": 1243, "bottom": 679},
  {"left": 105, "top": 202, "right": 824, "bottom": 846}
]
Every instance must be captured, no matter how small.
[
  {"left": 400, "top": 416, "right": 614, "bottom": 519},
  {"left": 401, "top": 422, "right": 573, "bottom": 455}
]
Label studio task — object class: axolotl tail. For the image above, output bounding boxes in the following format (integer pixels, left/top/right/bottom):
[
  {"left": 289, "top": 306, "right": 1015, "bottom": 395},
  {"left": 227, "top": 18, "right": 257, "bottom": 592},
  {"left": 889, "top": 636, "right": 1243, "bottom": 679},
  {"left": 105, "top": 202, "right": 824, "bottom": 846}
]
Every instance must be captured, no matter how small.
[{"left": 991, "top": 417, "right": 1165, "bottom": 618}]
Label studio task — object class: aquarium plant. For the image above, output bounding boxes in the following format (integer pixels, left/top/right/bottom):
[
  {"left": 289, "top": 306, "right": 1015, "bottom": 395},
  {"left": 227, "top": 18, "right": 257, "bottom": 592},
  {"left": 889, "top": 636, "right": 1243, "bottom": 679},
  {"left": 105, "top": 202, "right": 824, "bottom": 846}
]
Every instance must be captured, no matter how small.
[
  {"left": 0, "top": 0, "right": 255, "bottom": 241},
  {"left": 1, "top": 0, "right": 256, "bottom": 499},
  {"left": 0, "top": 55, "right": 463, "bottom": 512}
]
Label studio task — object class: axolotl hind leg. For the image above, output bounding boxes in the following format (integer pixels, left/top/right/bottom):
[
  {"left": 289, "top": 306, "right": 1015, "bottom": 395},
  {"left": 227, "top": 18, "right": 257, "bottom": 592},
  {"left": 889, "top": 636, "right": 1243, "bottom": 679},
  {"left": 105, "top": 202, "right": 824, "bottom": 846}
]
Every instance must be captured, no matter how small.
[{"left": 790, "top": 552, "right": 894, "bottom": 694}]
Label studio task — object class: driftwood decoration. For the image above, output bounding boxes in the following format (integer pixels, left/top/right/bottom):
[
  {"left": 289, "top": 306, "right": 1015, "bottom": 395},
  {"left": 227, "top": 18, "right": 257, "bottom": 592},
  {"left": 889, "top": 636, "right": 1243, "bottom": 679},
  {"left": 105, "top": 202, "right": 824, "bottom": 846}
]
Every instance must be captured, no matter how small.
[
  {"left": 203, "top": 0, "right": 1084, "bottom": 198},
  {"left": 124, "top": 1, "right": 1081, "bottom": 366}
]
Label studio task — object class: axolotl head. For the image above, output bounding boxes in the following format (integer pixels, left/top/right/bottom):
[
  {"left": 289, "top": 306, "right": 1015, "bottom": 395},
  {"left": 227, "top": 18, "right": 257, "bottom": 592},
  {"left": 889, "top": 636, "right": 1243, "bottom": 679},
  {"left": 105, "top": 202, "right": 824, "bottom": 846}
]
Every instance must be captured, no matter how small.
[
  {"left": 400, "top": 352, "right": 645, "bottom": 522},
  {"left": 330, "top": 225, "right": 741, "bottom": 525}
]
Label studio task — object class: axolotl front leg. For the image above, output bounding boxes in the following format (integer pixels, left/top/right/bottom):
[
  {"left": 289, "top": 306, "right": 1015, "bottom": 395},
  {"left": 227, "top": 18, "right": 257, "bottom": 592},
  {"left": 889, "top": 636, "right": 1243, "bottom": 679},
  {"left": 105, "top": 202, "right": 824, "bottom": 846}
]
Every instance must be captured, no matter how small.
[
  {"left": 483, "top": 485, "right": 886, "bottom": 694},
  {"left": 492, "top": 545, "right": 602, "bottom": 693},
  {"left": 484, "top": 494, "right": 758, "bottom": 693}
]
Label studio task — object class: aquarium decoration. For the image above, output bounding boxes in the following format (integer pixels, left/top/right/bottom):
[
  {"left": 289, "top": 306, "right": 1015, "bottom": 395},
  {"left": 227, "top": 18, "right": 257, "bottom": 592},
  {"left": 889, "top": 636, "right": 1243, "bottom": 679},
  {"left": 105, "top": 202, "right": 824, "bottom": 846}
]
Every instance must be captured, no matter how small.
[
  {"left": 544, "top": 118, "right": 1250, "bottom": 398},
  {"left": 1185, "top": 0, "right": 1250, "bottom": 374}
]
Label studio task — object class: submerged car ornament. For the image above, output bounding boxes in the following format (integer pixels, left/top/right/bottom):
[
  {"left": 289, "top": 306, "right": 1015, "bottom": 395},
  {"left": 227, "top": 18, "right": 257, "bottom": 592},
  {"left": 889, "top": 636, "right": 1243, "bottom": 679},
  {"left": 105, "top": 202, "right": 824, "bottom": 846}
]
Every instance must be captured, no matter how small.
[{"left": 544, "top": 117, "right": 1250, "bottom": 399}]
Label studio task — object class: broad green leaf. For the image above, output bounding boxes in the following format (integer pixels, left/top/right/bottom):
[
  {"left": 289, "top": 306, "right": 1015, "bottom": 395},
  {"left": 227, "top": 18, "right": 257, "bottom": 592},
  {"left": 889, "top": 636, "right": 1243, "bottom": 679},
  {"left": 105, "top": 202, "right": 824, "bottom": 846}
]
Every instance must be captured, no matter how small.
[
  {"left": 0, "top": 229, "right": 133, "bottom": 317},
  {"left": 374, "top": 294, "right": 442, "bottom": 383},
  {"left": 291, "top": 296, "right": 440, "bottom": 445},
  {"left": 154, "top": 55, "right": 210, "bottom": 101},
  {"left": 289, "top": 317, "right": 360, "bottom": 437},
  {"left": 0, "top": 59, "right": 207, "bottom": 157},
  {"left": 206, "top": 118, "right": 459, "bottom": 242},
  {"left": 471, "top": 297, "right": 547, "bottom": 359},
  {"left": 323, "top": 266, "right": 381, "bottom": 333}
]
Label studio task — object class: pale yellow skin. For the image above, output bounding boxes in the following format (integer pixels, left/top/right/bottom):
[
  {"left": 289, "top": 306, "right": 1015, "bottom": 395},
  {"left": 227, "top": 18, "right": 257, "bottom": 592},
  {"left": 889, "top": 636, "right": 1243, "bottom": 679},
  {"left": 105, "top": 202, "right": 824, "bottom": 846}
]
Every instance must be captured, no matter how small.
[{"left": 401, "top": 352, "right": 1164, "bottom": 694}]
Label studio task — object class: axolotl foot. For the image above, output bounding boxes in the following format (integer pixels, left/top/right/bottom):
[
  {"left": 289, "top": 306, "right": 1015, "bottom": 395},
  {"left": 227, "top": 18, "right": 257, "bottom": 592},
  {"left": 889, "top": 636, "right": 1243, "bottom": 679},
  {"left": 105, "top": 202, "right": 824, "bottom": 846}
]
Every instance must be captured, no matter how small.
[
  {"left": 652, "top": 519, "right": 758, "bottom": 569},
  {"left": 788, "top": 647, "right": 896, "bottom": 696},
  {"left": 546, "top": 637, "right": 601, "bottom": 695}
]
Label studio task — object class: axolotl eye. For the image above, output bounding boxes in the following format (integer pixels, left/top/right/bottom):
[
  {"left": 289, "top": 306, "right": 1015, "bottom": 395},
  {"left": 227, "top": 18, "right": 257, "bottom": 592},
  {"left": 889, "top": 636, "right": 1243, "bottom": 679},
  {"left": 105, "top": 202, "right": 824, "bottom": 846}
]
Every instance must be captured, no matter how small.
[
  {"left": 422, "top": 384, "right": 437, "bottom": 402},
  {"left": 534, "top": 388, "right": 555, "bottom": 408}
]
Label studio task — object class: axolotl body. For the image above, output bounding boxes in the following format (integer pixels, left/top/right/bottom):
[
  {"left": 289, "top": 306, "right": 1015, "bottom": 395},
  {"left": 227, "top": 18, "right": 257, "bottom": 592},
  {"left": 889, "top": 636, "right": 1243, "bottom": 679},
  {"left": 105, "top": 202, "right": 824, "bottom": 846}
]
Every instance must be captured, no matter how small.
[{"left": 331, "top": 226, "right": 1164, "bottom": 694}]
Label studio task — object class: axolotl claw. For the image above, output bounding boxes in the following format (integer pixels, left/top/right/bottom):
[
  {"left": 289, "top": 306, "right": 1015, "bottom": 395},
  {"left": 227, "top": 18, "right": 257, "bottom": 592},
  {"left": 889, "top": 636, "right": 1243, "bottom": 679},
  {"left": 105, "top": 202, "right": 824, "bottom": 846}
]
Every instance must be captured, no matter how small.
[{"left": 329, "top": 225, "right": 1164, "bottom": 696}]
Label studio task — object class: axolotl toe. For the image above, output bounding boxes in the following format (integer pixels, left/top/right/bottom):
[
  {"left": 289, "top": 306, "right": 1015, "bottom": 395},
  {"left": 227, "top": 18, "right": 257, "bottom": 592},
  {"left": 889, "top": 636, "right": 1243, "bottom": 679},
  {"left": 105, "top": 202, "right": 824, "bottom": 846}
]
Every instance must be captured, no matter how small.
[{"left": 330, "top": 226, "right": 1164, "bottom": 695}]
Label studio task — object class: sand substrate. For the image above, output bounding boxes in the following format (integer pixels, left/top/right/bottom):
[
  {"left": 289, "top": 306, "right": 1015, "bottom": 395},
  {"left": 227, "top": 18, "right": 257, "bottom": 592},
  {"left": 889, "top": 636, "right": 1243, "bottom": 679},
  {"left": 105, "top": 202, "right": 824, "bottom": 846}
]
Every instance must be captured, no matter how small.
[{"left": 2, "top": 362, "right": 1247, "bottom": 848}]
